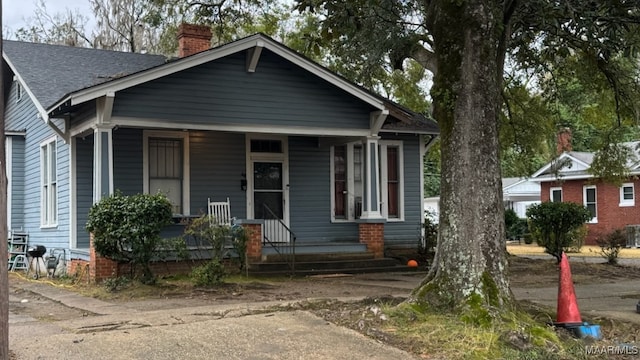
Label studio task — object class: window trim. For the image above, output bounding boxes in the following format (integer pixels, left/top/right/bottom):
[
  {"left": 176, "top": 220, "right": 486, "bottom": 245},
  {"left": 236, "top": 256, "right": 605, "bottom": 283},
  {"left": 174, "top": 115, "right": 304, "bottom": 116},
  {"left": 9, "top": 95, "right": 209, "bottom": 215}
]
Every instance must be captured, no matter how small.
[
  {"left": 40, "top": 136, "right": 58, "bottom": 228},
  {"left": 330, "top": 140, "right": 404, "bottom": 222},
  {"left": 330, "top": 144, "right": 354, "bottom": 222},
  {"left": 620, "top": 183, "right": 635, "bottom": 207},
  {"left": 550, "top": 187, "right": 563, "bottom": 202},
  {"left": 583, "top": 185, "right": 597, "bottom": 223},
  {"left": 143, "top": 130, "right": 190, "bottom": 216},
  {"left": 380, "top": 140, "right": 404, "bottom": 221}
]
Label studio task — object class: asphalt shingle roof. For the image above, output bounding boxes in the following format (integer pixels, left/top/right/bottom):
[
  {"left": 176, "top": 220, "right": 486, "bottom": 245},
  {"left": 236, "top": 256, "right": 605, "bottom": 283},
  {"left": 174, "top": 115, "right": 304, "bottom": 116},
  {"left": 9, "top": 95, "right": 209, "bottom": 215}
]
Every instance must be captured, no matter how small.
[{"left": 3, "top": 40, "right": 166, "bottom": 109}]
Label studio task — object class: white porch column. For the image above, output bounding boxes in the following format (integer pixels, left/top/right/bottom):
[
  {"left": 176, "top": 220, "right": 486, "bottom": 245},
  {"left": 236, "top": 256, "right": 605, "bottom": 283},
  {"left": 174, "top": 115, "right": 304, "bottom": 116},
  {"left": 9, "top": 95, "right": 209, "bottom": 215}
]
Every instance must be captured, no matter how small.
[
  {"left": 93, "top": 125, "right": 114, "bottom": 202},
  {"left": 360, "top": 135, "right": 383, "bottom": 219}
]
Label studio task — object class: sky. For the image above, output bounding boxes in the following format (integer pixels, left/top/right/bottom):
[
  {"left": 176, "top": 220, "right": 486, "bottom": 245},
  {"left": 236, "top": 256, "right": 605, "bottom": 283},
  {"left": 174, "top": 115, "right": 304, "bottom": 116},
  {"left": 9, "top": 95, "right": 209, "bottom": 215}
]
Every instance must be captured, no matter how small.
[{"left": 3, "top": 0, "right": 93, "bottom": 36}]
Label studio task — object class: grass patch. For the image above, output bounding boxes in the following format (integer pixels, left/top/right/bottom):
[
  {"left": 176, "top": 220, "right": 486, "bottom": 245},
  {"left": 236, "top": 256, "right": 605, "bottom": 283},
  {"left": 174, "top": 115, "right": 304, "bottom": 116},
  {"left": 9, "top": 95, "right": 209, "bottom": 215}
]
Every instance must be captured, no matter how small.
[{"left": 377, "top": 301, "right": 591, "bottom": 360}]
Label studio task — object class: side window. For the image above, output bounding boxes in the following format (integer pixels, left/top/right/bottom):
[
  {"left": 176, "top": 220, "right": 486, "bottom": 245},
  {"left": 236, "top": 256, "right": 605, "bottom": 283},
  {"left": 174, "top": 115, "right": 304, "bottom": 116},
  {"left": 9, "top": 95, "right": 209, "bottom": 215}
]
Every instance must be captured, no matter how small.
[
  {"left": 583, "top": 185, "right": 597, "bottom": 223},
  {"left": 333, "top": 145, "right": 347, "bottom": 219},
  {"left": 386, "top": 146, "right": 400, "bottom": 218},
  {"left": 620, "top": 183, "right": 634, "bottom": 207},
  {"left": 41, "top": 138, "right": 57, "bottom": 226}
]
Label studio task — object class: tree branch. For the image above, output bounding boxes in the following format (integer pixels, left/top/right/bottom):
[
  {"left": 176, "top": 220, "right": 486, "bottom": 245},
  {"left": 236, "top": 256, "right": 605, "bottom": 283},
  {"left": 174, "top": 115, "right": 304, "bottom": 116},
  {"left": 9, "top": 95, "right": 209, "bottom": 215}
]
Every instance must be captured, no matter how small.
[{"left": 410, "top": 45, "right": 437, "bottom": 75}]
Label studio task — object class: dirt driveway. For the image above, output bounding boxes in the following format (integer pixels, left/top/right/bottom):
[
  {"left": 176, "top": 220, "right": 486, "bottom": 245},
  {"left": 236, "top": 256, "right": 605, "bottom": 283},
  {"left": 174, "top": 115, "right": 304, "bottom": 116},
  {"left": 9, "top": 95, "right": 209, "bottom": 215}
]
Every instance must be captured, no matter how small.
[
  {"left": 8, "top": 254, "right": 640, "bottom": 359},
  {"left": 9, "top": 254, "right": 640, "bottom": 319}
]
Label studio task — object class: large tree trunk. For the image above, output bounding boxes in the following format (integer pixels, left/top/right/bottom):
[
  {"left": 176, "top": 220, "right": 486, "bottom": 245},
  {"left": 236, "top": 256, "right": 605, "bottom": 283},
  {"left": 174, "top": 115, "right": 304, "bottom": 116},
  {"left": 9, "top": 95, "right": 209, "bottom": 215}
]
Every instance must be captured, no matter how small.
[{"left": 411, "top": 1, "right": 513, "bottom": 315}]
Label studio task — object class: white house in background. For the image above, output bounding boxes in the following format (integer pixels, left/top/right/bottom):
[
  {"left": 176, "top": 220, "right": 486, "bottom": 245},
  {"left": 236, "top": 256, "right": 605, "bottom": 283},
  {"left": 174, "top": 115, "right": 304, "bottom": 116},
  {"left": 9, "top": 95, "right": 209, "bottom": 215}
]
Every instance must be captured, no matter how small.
[
  {"left": 423, "top": 196, "right": 440, "bottom": 221},
  {"left": 423, "top": 177, "right": 541, "bottom": 220},
  {"left": 502, "top": 177, "right": 541, "bottom": 218}
]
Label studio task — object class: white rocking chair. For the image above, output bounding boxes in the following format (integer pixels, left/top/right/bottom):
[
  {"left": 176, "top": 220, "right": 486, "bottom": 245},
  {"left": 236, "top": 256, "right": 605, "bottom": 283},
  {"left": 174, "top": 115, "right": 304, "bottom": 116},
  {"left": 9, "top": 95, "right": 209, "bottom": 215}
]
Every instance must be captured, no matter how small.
[{"left": 208, "top": 197, "right": 232, "bottom": 226}]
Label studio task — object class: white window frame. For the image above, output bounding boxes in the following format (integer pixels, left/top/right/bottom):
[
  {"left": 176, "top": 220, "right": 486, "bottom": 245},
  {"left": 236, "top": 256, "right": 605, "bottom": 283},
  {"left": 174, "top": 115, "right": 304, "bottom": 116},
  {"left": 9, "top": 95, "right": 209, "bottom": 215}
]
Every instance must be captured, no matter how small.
[
  {"left": 330, "top": 140, "right": 404, "bottom": 222},
  {"left": 620, "top": 183, "right": 635, "bottom": 207},
  {"left": 40, "top": 137, "right": 58, "bottom": 228},
  {"left": 550, "top": 187, "right": 563, "bottom": 202},
  {"left": 143, "top": 130, "right": 190, "bottom": 216},
  {"left": 380, "top": 140, "right": 404, "bottom": 221},
  {"left": 583, "top": 185, "right": 597, "bottom": 223}
]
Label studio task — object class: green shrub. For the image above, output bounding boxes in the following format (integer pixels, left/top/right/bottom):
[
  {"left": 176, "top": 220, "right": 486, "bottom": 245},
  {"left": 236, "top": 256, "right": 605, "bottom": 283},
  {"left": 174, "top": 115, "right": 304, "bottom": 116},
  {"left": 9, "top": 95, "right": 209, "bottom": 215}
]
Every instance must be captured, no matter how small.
[
  {"left": 184, "top": 215, "right": 250, "bottom": 283},
  {"left": 86, "top": 191, "right": 174, "bottom": 284},
  {"left": 191, "top": 260, "right": 226, "bottom": 286},
  {"left": 594, "top": 229, "right": 627, "bottom": 264},
  {"left": 523, "top": 233, "right": 533, "bottom": 244},
  {"left": 526, "top": 202, "right": 592, "bottom": 260}
]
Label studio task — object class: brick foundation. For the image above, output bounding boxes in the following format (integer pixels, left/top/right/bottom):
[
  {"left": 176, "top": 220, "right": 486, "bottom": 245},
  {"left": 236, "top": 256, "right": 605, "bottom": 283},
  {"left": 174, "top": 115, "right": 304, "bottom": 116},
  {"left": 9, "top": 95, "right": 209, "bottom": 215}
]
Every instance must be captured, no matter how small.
[
  {"left": 358, "top": 222, "right": 385, "bottom": 258},
  {"left": 89, "top": 234, "right": 118, "bottom": 282},
  {"left": 67, "top": 259, "right": 90, "bottom": 281}
]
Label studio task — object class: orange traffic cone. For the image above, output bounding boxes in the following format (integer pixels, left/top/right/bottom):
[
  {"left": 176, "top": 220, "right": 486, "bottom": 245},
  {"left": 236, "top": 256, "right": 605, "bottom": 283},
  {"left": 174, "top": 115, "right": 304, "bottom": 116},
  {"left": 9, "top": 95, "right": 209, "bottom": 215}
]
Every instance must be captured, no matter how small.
[{"left": 555, "top": 253, "right": 582, "bottom": 326}]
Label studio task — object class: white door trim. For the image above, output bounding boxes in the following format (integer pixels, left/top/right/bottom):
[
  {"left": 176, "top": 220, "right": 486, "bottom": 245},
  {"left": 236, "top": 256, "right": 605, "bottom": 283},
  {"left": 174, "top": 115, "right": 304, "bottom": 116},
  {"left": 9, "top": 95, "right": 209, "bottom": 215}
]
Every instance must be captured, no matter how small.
[{"left": 245, "top": 134, "right": 289, "bottom": 226}]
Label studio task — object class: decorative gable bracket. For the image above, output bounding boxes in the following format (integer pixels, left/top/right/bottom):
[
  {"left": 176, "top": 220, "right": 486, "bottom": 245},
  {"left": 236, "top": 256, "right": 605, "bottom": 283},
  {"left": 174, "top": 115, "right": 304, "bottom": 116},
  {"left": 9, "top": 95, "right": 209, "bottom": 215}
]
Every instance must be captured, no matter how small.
[
  {"left": 370, "top": 109, "right": 389, "bottom": 135},
  {"left": 40, "top": 114, "right": 70, "bottom": 143},
  {"left": 246, "top": 41, "right": 265, "bottom": 73}
]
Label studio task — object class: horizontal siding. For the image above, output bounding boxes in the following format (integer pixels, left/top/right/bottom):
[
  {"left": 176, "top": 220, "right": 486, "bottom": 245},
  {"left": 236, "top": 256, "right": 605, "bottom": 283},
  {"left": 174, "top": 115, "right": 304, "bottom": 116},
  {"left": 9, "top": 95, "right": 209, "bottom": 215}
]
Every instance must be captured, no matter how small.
[
  {"left": 76, "top": 136, "right": 93, "bottom": 249},
  {"left": 113, "top": 50, "right": 373, "bottom": 129},
  {"left": 289, "top": 136, "right": 358, "bottom": 242},
  {"left": 113, "top": 128, "right": 144, "bottom": 195},
  {"left": 112, "top": 129, "right": 247, "bottom": 219},
  {"left": 5, "top": 80, "right": 38, "bottom": 131},
  {"left": 4, "top": 79, "right": 72, "bottom": 250},
  {"left": 10, "top": 136, "right": 25, "bottom": 229},
  {"left": 383, "top": 134, "right": 423, "bottom": 244},
  {"left": 189, "top": 131, "right": 247, "bottom": 218}
]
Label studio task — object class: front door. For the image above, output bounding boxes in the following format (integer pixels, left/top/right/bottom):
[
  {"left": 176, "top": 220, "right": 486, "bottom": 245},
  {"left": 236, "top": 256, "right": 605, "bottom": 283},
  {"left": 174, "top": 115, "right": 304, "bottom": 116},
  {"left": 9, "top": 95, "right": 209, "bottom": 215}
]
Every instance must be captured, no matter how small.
[
  {"left": 253, "top": 161, "right": 289, "bottom": 242},
  {"left": 247, "top": 136, "right": 289, "bottom": 243}
]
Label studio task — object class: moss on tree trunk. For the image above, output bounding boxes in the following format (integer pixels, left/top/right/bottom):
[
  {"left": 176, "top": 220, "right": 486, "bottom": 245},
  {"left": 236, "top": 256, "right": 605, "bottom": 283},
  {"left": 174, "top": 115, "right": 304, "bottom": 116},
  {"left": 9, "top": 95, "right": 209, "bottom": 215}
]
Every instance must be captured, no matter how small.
[{"left": 409, "top": 0, "right": 514, "bottom": 318}]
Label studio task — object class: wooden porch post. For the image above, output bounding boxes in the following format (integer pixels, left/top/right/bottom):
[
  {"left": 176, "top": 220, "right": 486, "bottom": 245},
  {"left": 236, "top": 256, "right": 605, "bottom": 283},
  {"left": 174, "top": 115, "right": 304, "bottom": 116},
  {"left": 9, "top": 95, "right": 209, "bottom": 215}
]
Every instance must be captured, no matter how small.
[{"left": 360, "top": 135, "right": 384, "bottom": 219}]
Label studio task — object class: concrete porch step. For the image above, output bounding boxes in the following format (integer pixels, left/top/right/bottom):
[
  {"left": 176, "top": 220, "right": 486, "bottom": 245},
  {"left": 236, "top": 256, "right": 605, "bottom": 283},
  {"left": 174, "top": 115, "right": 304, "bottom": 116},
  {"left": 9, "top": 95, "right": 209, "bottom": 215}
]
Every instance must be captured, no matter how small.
[{"left": 261, "top": 241, "right": 368, "bottom": 256}]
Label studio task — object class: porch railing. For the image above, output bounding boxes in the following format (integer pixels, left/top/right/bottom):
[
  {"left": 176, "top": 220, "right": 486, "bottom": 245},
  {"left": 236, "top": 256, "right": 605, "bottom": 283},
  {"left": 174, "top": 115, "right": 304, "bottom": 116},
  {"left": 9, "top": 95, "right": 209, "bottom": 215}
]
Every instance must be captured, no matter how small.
[{"left": 262, "top": 204, "right": 296, "bottom": 274}]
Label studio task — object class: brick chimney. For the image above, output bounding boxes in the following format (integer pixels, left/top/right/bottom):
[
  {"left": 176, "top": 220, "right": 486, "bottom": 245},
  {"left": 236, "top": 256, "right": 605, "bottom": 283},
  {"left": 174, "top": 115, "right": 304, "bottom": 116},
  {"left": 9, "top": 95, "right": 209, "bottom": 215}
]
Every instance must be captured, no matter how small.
[
  {"left": 177, "top": 23, "right": 212, "bottom": 57},
  {"left": 556, "top": 127, "right": 572, "bottom": 154}
]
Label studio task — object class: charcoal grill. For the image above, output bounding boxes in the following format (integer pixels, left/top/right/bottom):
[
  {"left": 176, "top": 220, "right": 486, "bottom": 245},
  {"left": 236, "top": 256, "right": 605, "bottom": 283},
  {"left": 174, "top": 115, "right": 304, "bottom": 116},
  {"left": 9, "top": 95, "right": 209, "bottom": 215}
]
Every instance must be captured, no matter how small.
[{"left": 26, "top": 245, "right": 47, "bottom": 279}]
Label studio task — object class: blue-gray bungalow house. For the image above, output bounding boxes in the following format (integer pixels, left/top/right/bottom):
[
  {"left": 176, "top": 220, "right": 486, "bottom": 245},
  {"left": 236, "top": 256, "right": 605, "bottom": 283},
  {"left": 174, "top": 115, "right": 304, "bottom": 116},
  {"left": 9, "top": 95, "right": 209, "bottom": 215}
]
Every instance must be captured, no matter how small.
[{"left": 2, "top": 24, "right": 438, "bottom": 279}]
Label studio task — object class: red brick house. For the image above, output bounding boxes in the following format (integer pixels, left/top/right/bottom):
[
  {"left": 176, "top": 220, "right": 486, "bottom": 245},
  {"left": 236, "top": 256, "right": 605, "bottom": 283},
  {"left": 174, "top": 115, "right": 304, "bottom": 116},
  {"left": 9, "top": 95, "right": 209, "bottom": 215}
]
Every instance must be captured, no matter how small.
[{"left": 530, "top": 137, "right": 640, "bottom": 246}]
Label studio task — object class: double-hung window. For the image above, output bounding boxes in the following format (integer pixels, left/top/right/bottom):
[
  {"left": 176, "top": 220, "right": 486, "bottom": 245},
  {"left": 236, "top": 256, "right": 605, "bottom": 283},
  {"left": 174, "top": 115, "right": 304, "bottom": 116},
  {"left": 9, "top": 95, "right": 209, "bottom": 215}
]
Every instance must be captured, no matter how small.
[
  {"left": 381, "top": 143, "right": 402, "bottom": 219},
  {"left": 550, "top": 187, "right": 562, "bottom": 202},
  {"left": 583, "top": 185, "right": 597, "bottom": 223},
  {"left": 144, "top": 131, "right": 190, "bottom": 215},
  {"left": 41, "top": 138, "right": 57, "bottom": 227},
  {"left": 330, "top": 141, "right": 403, "bottom": 221},
  {"left": 620, "top": 183, "right": 634, "bottom": 207}
]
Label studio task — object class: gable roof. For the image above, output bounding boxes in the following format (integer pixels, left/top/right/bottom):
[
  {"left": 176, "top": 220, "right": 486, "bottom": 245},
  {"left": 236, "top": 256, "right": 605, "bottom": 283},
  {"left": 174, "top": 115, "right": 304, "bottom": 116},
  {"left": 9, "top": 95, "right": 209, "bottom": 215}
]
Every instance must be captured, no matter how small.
[
  {"left": 3, "top": 34, "right": 437, "bottom": 135},
  {"left": 3, "top": 40, "right": 166, "bottom": 111},
  {"left": 530, "top": 141, "right": 640, "bottom": 182}
]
